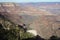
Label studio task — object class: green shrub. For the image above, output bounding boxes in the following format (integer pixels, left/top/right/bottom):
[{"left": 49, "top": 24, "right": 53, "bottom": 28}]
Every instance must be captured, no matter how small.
[{"left": 0, "top": 17, "right": 34, "bottom": 40}]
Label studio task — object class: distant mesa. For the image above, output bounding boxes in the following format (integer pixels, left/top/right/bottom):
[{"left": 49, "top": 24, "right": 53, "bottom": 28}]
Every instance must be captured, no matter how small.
[{"left": 0, "top": 3, "right": 54, "bottom": 16}]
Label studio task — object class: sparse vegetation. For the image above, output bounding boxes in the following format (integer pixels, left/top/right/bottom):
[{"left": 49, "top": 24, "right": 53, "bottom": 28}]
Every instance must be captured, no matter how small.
[
  {"left": 49, "top": 36, "right": 60, "bottom": 40},
  {"left": 0, "top": 17, "right": 34, "bottom": 40}
]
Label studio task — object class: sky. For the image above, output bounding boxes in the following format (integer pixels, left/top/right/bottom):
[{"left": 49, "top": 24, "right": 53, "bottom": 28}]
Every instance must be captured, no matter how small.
[{"left": 0, "top": 0, "right": 60, "bottom": 3}]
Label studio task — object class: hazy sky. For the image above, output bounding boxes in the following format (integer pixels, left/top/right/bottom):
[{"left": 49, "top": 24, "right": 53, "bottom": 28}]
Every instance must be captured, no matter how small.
[{"left": 0, "top": 0, "right": 60, "bottom": 3}]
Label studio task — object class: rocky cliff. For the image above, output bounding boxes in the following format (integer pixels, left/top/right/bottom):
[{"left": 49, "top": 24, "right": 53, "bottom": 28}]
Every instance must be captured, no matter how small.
[{"left": 0, "top": 3, "right": 60, "bottom": 39}]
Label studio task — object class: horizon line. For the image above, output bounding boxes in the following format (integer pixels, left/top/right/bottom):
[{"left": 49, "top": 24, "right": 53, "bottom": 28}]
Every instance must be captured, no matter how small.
[{"left": 0, "top": 2, "right": 60, "bottom": 3}]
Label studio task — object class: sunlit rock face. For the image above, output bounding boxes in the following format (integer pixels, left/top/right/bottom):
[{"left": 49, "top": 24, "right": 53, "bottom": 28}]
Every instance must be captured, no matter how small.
[{"left": 27, "top": 30, "right": 37, "bottom": 36}]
